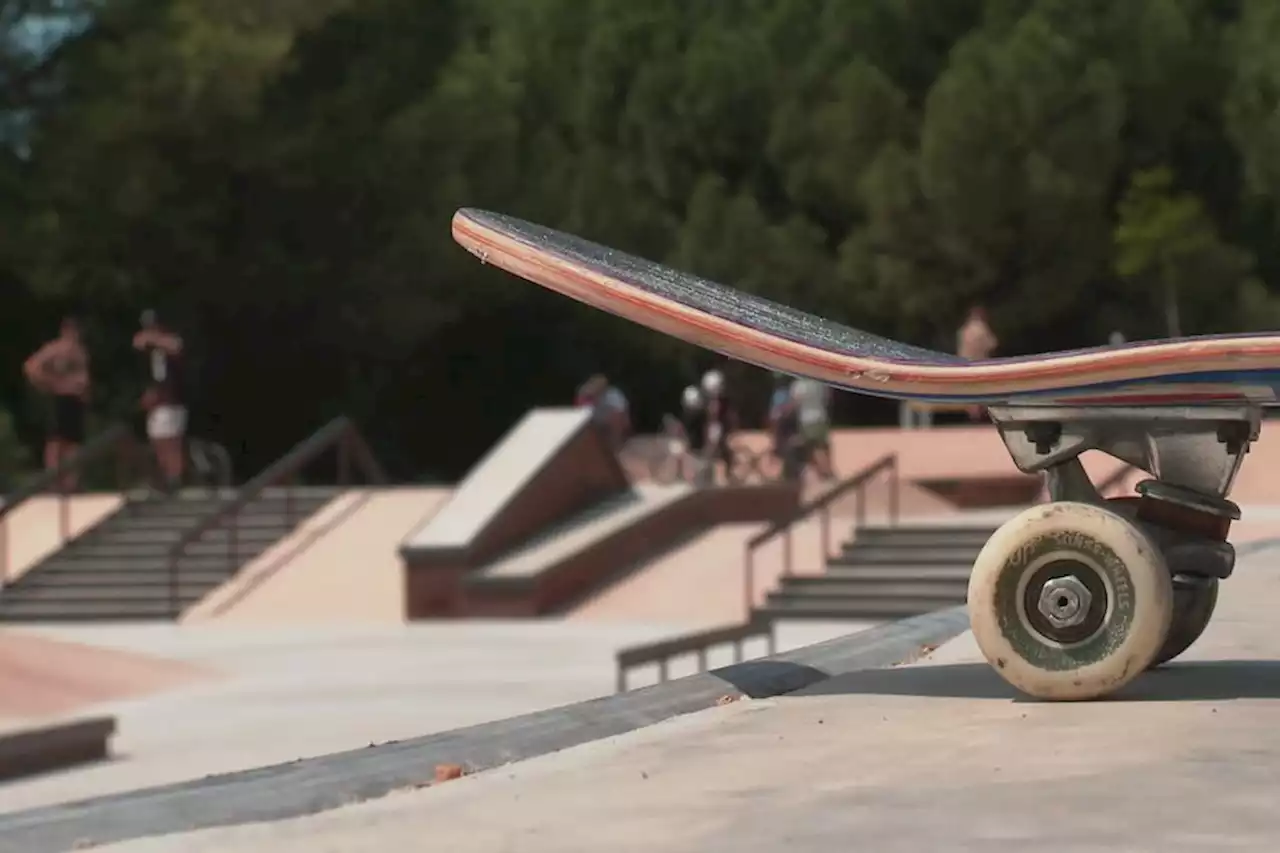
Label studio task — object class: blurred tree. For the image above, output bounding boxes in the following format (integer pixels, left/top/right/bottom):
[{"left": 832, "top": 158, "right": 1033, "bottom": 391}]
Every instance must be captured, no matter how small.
[
  {"left": 1114, "top": 167, "right": 1257, "bottom": 338},
  {"left": 0, "top": 0, "right": 1272, "bottom": 481}
]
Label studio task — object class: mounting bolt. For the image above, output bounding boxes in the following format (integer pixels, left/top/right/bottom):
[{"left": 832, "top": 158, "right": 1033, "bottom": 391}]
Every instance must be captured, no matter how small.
[
  {"left": 1216, "top": 422, "right": 1250, "bottom": 456},
  {"left": 1025, "top": 422, "right": 1063, "bottom": 456},
  {"left": 1038, "top": 576, "right": 1093, "bottom": 629}
]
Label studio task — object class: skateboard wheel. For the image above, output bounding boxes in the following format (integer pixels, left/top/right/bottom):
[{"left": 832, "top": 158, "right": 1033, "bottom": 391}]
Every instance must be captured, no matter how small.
[
  {"left": 1149, "top": 576, "right": 1218, "bottom": 668},
  {"left": 967, "top": 501, "right": 1174, "bottom": 701}
]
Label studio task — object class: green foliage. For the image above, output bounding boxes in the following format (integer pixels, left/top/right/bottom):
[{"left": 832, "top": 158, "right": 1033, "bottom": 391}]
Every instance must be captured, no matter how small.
[
  {"left": 0, "top": 0, "right": 1277, "bottom": 479},
  {"left": 1114, "top": 167, "right": 1258, "bottom": 336},
  {"left": 0, "top": 404, "right": 31, "bottom": 489}
]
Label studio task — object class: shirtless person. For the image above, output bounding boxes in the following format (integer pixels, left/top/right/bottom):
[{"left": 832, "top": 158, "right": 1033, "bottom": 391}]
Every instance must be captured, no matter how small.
[
  {"left": 24, "top": 316, "right": 90, "bottom": 491},
  {"left": 957, "top": 305, "right": 999, "bottom": 421}
]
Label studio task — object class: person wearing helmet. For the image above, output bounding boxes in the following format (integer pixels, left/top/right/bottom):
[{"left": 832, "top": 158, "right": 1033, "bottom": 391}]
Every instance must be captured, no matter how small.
[
  {"left": 699, "top": 367, "right": 737, "bottom": 482},
  {"left": 671, "top": 385, "right": 707, "bottom": 483}
]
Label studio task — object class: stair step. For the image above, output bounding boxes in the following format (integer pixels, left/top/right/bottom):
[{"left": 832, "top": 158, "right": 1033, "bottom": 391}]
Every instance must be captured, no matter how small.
[
  {"left": 854, "top": 526, "right": 996, "bottom": 543},
  {"left": 843, "top": 538, "right": 991, "bottom": 552},
  {"left": 29, "top": 555, "right": 260, "bottom": 573},
  {"left": 833, "top": 545, "right": 985, "bottom": 565},
  {"left": 58, "top": 537, "right": 285, "bottom": 559},
  {"left": 4, "top": 583, "right": 223, "bottom": 602},
  {"left": 97, "top": 513, "right": 318, "bottom": 535},
  {"left": 774, "top": 579, "right": 968, "bottom": 599},
  {"left": 758, "top": 598, "right": 957, "bottom": 620},
  {"left": 0, "top": 482, "right": 346, "bottom": 622},
  {"left": 79, "top": 526, "right": 289, "bottom": 546},
  {"left": 8, "top": 570, "right": 232, "bottom": 588},
  {"left": 124, "top": 501, "right": 331, "bottom": 522},
  {"left": 0, "top": 599, "right": 202, "bottom": 620},
  {"left": 822, "top": 565, "right": 973, "bottom": 581}
]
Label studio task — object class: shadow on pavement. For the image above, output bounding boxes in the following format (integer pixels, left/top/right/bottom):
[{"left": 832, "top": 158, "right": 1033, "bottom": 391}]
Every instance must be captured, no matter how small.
[{"left": 789, "top": 658, "right": 1280, "bottom": 703}]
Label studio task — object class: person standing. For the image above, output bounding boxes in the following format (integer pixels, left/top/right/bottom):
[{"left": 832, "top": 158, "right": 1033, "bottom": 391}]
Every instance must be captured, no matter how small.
[
  {"left": 575, "top": 373, "right": 631, "bottom": 451},
  {"left": 767, "top": 373, "right": 801, "bottom": 481},
  {"left": 700, "top": 369, "right": 738, "bottom": 483},
  {"left": 676, "top": 384, "right": 711, "bottom": 485},
  {"left": 134, "top": 310, "right": 187, "bottom": 490},
  {"left": 790, "top": 376, "right": 836, "bottom": 481},
  {"left": 23, "top": 316, "right": 90, "bottom": 491},
  {"left": 957, "top": 305, "right": 999, "bottom": 422}
]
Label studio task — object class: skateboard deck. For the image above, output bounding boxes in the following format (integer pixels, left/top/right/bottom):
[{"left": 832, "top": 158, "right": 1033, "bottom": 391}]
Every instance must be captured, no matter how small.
[{"left": 452, "top": 208, "right": 1280, "bottom": 406}]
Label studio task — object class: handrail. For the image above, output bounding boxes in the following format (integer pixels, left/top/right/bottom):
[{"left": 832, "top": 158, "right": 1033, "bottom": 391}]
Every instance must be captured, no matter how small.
[
  {"left": 0, "top": 423, "right": 137, "bottom": 587},
  {"left": 615, "top": 616, "right": 775, "bottom": 693},
  {"left": 165, "top": 415, "right": 387, "bottom": 616},
  {"left": 743, "top": 452, "right": 899, "bottom": 614}
]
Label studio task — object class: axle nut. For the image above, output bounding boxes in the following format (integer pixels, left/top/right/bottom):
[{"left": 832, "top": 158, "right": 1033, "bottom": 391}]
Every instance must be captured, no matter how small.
[{"left": 1038, "top": 576, "right": 1093, "bottom": 629}]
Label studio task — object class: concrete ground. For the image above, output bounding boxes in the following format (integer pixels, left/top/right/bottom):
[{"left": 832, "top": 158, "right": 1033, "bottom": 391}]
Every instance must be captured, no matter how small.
[
  {"left": 0, "top": 618, "right": 868, "bottom": 814},
  {"left": 90, "top": 534, "right": 1280, "bottom": 853}
]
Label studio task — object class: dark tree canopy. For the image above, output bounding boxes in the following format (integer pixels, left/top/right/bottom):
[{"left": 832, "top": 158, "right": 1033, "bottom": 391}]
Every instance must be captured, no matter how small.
[{"left": 0, "top": 0, "right": 1277, "bottom": 483}]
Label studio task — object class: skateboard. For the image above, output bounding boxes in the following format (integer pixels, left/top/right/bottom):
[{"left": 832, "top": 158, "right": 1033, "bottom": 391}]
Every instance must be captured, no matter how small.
[{"left": 451, "top": 207, "right": 1270, "bottom": 701}]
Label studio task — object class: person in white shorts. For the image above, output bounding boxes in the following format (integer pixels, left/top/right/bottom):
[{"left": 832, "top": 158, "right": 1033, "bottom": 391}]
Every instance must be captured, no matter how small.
[{"left": 134, "top": 310, "right": 188, "bottom": 490}]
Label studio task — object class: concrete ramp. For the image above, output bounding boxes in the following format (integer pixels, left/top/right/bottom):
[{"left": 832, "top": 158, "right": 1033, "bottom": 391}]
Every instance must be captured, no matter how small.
[
  {"left": 403, "top": 408, "right": 614, "bottom": 554},
  {"left": 1, "top": 494, "right": 124, "bottom": 584},
  {"left": 474, "top": 484, "right": 692, "bottom": 582},
  {"left": 187, "top": 487, "right": 453, "bottom": 625},
  {"left": 569, "top": 522, "right": 783, "bottom": 626},
  {"left": 460, "top": 482, "right": 799, "bottom": 617},
  {"left": 401, "top": 408, "right": 634, "bottom": 618}
]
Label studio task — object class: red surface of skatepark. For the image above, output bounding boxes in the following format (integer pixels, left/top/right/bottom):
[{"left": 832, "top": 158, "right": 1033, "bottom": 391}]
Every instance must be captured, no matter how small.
[{"left": 0, "top": 632, "right": 209, "bottom": 720}]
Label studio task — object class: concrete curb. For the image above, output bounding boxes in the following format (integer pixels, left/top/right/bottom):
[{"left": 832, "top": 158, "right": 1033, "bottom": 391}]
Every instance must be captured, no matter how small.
[
  {"left": 0, "top": 716, "right": 116, "bottom": 784},
  {"left": 0, "top": 607, "right": 969, "bottom": 853}
]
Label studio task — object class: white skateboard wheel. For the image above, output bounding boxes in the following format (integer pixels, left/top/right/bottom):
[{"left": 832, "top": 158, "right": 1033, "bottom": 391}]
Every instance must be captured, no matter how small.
[{"left": 968, "top": 501, "right": 1173, "bottom": 701}]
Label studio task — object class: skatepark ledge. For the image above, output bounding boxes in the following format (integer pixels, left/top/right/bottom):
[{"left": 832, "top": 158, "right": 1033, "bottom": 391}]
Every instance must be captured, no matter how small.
[
  {"left": 0, "top": 607, "right": 969, "bottom": 853},
  {"left": 0, "top": 716, "right": 117, "bottom": 784}
]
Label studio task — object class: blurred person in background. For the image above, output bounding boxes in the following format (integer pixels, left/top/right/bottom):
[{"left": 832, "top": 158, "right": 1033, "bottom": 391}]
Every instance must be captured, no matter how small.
[
  {"left": 576, "top": 373, "right": 631, "bottom": 451},
  {"left": 957, "top": 305, "right": 998, "bottom": 421},
  {"left": 700, "top": 368, "right": 738, "bottom": 483},
  {"left": 24, "top": 316, "right": 90, "bottom": 491},
  {"left": 790, "top": 375, "right": 835, "bottom": 481},
  {"left": 768, "top": 372, "right": 802, "bottom": 481},
  {"left": 661, "top": 384, "right": 709, "bottom": 484},
  {"left": 134, "top": 309, "right": 188, "bottom": 491}
]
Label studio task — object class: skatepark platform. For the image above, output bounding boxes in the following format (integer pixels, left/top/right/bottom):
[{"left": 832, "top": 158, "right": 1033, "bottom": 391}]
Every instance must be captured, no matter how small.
[
  {"left": 5, "top": 515, "right": 1280, "bottom": 851},
  {"left": 400, "top": 407, "right": 798, "bottom": 618}
]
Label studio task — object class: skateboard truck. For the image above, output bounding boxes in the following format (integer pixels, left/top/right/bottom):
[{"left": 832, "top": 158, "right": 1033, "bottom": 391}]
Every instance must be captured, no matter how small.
[
  {"left": 994, "top": 405, "right": 1250, "bottom": 532},
  {"left": 956, "top": 405, "right": 1259, "bottom": 700}
]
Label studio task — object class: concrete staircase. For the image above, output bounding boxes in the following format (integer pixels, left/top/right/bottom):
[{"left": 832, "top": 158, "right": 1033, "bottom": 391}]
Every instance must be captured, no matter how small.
[
  {"left": 0, "top": 487, "right": 341, "bottom": 622},
  {"left": 759, "top": 525, "right": 996, "bottom": 620}
]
